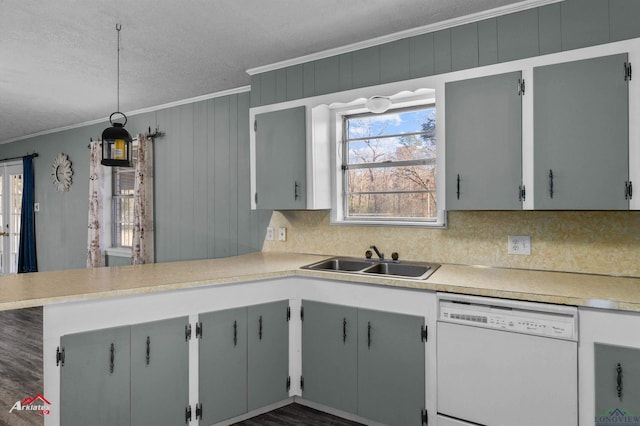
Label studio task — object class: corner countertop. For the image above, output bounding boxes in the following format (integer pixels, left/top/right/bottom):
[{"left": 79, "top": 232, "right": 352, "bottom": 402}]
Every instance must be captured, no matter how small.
[{"left": 2, "top": 252, "right": 640, "bottom": 312}]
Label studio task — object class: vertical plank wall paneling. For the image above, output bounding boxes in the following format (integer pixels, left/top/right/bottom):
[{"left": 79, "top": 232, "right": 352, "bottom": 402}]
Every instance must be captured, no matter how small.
[
  {"left": 250, "top": 0, "right": 640, "bottom": 107},
  {"left": 154, "top": 92, "right": 269, "bottom": 263},
  {"left": 193, "top": 101, "right": 210, "bottom": 258},
  {"left": 0, "top": 90, "right": 270, "bottom": 271},
  {"left": 213, "top": 96, "right": 232, "bottom": 258}
]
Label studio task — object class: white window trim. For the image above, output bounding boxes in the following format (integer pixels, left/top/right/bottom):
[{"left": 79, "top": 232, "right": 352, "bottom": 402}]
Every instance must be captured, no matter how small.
[{"left": 330, "top": 91, "right": 447, "bottom": 227}]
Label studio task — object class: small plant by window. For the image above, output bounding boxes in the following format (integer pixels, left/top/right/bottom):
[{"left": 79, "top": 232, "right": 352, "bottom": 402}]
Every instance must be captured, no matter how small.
[{"left": 342, "top": 105, "right": 436, "bottom": 222}]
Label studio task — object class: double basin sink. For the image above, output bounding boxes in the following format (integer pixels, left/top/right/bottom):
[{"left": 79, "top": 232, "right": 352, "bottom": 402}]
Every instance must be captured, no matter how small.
[{"left": 302, "top": 257, "right": 440, "bottom": 280}]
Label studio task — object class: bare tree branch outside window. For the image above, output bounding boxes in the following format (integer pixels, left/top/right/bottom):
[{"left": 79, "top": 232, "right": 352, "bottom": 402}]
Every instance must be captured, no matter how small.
[{"left": 343, "top": 106, "right": 436, "bottom": 221}]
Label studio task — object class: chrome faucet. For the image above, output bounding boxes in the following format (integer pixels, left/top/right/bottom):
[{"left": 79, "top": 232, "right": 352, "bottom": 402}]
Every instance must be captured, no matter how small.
[{"left": 369, "top": 245, "right": 384, "bottom": 260}]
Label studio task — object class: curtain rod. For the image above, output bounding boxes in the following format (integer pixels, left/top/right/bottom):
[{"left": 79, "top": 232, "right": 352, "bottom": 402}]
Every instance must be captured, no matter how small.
[{"left": 0, "top": 152, "right": 38, "bottom": 163}]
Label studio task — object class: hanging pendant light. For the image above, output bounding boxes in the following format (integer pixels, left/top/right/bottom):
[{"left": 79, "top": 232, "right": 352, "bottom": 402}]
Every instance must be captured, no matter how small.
[{"left": 101, "top": 24, "right": 132, "bottom": 167}]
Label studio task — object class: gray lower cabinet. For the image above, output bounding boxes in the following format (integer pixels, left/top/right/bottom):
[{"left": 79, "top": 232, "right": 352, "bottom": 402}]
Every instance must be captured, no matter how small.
[
  {"left": 534, "top": 53, "right": 629, "bottom": 210},
  {"left": 445, "top": 71, "right": 523, "bottom": 210},
  {"left": 358, "top": 308, "right": 426, "bottom": 426},
  {"left": 301, "top": 301, "right": 426, "bottom": 426},
  {"left": 130, "top": 317, "right": 190, "bottom": 426},
  {"left": 255, "top": 106, "right": 307, "bottom": 210},
  {"left": 60, "top": 326, "right": 131, "bottom": 426},
  {"left": 301, "top": 301, "right": 358, "bottom": 414},
  {"left": 60, "top": 317, "right": 189, "bottom": 426},
  {"left": 199, "top": 307, "right": 248, "bottom": 425},
  {"left": 199, "top": 300, "right": 290, "bottom": 424},
  {"left": 247, "top": 300, "right": 290, "bottom": 410},
  {"left": 594, "top": 343, "right": 640, "bottom": 416}
]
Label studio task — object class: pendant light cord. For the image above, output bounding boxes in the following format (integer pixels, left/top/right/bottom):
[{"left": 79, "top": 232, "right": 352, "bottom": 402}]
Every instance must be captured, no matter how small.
[{"left": 116, "top": 23, "right": 121, "bottom": 112}]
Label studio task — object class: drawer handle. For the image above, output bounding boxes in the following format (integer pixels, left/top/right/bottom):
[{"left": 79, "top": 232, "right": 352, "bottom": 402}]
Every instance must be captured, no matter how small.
[
  {"left": 343, "top": 318, "right": 347, "bottom": 344},
  {"left": 146, "top": 336, "right": 151, "bottom": 366},
  {"left": 617, "top": 362, "right": 623, "bottom": 400},
  {"left": 367, "top": 322, "right": 372, "bottom": 349},
  {"left": 259, "top": 315, "right": 263, "bottom": 341},
  {"left": 549, "top": 169, "right": 554, "bottom": 199},
  {"left": 233, "top": 320, "right": 238, "bottom": 347},
  {"left": 109, "top": 343, "right": 115, "bottom": 374},
  {"left": 456, "top": 174, "right": 460, "bottom": 200},
  {"left": 294, "top": 181, "right": 300, "bottom": 200}
]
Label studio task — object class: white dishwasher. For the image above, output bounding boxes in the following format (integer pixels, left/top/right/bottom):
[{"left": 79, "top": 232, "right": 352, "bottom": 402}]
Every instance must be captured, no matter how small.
[{"left": 436, "top": 293, "right": 578, "bottom": 426}]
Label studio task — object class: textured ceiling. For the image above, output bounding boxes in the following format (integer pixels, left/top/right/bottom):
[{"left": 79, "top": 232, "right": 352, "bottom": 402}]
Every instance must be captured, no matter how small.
[{"left": 0, "top": 0, "right": 526, "bottom": 143}]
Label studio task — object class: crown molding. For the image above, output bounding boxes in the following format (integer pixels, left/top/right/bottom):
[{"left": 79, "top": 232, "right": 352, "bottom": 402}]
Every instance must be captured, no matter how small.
[
  {"left": 247, "top": 0, "right": 563, "bottom": 76},
  {"left": 1, "top": 86, "right": 251, "bottom": 145}
]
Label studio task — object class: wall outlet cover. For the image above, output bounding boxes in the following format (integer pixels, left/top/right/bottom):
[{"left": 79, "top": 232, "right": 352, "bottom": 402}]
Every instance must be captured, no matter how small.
[
  {"left": 266, "top": 227, "right": 275, "bottom": 241},
  {"left": 278, "top": 227, "right": 287, "bottom": 241},
  {"left": 508, "top": 235, "right": 531, "bottom": 255}
]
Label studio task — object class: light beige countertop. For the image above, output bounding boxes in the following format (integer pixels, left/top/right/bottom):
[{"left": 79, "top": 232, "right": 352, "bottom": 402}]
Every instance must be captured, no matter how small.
[{"left": 1, "top": 252, "right": 639, "bottom": 312}]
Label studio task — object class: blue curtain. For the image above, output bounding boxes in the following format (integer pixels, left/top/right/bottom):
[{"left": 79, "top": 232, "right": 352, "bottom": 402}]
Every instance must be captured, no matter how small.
[{"left": 18, "top": 155, "right": 37, "bottom": 273}]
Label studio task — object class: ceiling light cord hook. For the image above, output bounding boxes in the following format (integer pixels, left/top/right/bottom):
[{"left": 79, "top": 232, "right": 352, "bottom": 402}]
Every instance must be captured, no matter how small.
[{"left": 115, "top": 23, "right": 122, "bottom": 112}]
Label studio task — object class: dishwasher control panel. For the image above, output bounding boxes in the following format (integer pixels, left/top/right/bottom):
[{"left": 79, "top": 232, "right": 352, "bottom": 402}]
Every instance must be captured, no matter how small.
[{"left": 438, "top": 297, "right": 578, "bottom": 341}]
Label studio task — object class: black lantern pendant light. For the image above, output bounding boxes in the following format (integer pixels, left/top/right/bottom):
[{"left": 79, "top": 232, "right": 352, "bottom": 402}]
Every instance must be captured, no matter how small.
[{"left": 101, "top": 24, "right": 132, "bottom": 167}]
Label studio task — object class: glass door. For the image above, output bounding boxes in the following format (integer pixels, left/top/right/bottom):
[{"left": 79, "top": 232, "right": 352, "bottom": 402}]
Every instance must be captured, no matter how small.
[{"left": 0, "top": 162, "right": 23, "bottom": 275}]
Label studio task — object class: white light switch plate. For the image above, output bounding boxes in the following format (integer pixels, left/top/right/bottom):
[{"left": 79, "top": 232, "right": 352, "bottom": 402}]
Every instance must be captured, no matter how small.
[
  {"left": 508, "top": 235, "right": 531, "bottom": 255},
  {"left": 278, "top": 227, "right": 287, "bottom": 241}
]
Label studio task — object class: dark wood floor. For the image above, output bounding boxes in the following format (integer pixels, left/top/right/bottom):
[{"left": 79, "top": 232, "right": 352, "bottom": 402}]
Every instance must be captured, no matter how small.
[
  {"left": 0, "top": 306, "right": 44, "bottom": 426},
  {"left": 233, "top": 403, "right": 364, "bottom": 426}
]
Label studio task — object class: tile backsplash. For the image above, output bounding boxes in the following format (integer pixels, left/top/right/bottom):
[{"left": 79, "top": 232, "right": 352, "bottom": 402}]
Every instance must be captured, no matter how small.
[{"left": 262, "top": 210, "right": 640, "bottom": 277}]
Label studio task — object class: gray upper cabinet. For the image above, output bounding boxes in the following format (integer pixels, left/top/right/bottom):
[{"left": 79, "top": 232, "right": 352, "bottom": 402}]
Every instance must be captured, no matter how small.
[
  {"left": 255, "top": 106, "right": 307, "bottom": 210},
  {"left": 533, "top": 54, "right": 630, "bottom": 210},
  {"left": 60, "top": 327, "right": 131, "bottom": 426},
  {"left": 446, "top": 71, "right": 523, "bottom": 210},
  {"left": 301, "top": 301, "right": 358, "bottom": 414},
  {"left": 594, "top": 343, "right": 640, "bottom": 416}
]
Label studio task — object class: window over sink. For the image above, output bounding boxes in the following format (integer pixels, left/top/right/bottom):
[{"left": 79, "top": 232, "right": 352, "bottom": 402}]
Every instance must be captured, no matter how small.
[{"left": 332, "top": 96, "right": 444, "bottom": 227}]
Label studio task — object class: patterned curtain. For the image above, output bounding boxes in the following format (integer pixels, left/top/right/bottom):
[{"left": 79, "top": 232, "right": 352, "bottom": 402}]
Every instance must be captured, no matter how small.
[
  {"left": 131, "top": 133, "right": 154, "bottom": 264},
  {"left": 87, "top": 140, "right": 105, "bottom": 268}
]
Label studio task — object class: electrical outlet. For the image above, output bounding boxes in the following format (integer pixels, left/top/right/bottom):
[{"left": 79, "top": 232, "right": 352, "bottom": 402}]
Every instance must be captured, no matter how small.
[
  {"left": 266, "top": 227, "right": 275, "bottom": 241},
  {"left": 508, "top": 235, "right": 531, "bottom": 255},
  {"left": 278, "top": 227, "right": 287, "bottom": 241}
]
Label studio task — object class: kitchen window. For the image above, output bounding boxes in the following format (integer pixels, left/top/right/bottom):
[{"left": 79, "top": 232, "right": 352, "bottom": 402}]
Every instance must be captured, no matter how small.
[{"left": 339, "top": 105, "right": 438, "bottom": 225}]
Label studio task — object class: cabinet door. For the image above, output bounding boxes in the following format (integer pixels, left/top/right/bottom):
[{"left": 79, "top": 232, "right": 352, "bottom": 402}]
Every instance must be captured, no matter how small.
[
  {"left": 445, "top": 71, "right": 523, "bottom": 210},
  {"left": 358, "top": 308, "right": 425, "bottom": 426},
  {"left": 60, "top": 326, "right": 131, "bottom": 426},
  {"left": 595, "top": 343, "right": 640, "bottom": 416},
  {"left": 255, "top": 107, "right": 307, "bottom": 210},
  {"left": 199, "top": 307, "right": 248, "bottom": 425},
  {"left": 130, "top": 317, "right": 189, "bottom": 426},
  {"left": 301, "top": 300, "right": 358, "bottom": 414},
  {"left": 534, "top": 54, "right": 629, "bottom": 209},
  {"left": 247, "top": 300, "right": 290, "bottom": 411}
]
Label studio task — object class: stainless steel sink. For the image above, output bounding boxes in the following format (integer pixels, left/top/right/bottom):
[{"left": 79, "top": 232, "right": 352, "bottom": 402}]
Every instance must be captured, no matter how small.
[
  {"left": 302, "top": 257, "right": 439, "bottom": 280},
  {"left": 302, "top": 258, "right": 374, "bottom": 272},
  {"left": 361, "top": 262, "right": 433, "bottom": 279}
]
